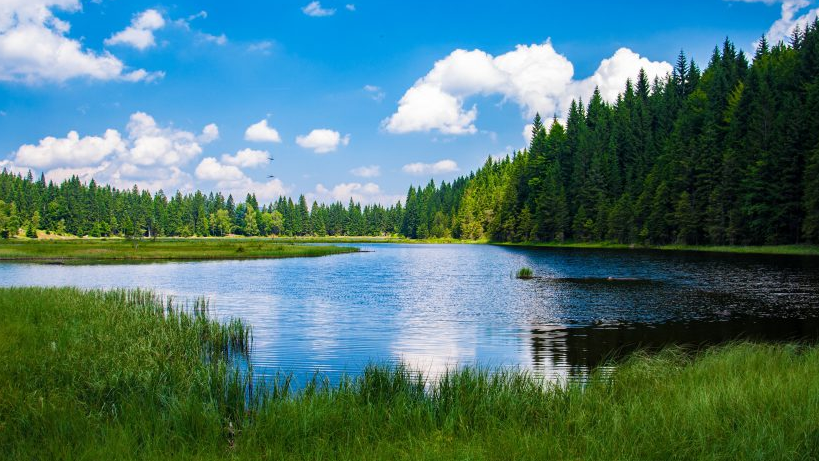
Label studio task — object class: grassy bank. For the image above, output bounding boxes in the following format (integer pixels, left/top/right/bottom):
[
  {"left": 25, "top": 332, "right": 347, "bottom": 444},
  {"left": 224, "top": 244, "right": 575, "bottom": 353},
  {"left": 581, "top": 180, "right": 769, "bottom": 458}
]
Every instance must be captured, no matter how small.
[
  {"left": 0, "top": 238, "right": 358, "bottom": 262},
  {"left": 266, "top": 235, "right": 819, "bottom": 256},
  {"left": 2, "top": 287, "right": 818, "bottom": 460},
  {"left": 494, "top": 240, "right": 819, "bottom": 256}
]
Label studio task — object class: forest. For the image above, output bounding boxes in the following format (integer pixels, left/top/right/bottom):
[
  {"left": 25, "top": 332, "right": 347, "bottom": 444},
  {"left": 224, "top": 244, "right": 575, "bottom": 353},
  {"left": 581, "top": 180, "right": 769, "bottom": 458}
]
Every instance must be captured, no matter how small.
[{"left": 1, "top": 24, "right": 819, "bottom": 245}]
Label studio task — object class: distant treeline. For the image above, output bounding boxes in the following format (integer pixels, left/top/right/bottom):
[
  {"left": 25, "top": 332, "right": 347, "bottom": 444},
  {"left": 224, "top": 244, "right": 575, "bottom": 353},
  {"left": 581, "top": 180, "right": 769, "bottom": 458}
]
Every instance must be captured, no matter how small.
[
  {"left": 2, "top": 26, "right": 819, "bottom": 243},
  {"left": 0, "top": 172, "right": 403, "bottom": 238}
]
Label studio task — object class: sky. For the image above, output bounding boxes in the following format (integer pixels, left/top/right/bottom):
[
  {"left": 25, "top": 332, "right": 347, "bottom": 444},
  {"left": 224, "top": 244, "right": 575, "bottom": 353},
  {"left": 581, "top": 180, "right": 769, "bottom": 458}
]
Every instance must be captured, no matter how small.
[{"left": 0, "top": 0, "right": 816, "bottom": 205}]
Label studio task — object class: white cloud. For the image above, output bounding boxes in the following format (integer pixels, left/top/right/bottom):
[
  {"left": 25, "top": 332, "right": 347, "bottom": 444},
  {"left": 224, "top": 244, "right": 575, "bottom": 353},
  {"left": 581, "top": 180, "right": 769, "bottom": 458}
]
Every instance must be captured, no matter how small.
[
  {"left": 105, "top": 9, "right": 165, "bottom": 50},
  {"left": 364, "top": 84, "right": 385, "bottom": 102},
  {"left": 346, "top": 4, "right": 356, "bottom": 11},
  {"left": 522, "top": 123, "right": 534, "bottom": 146},
  {"left": 759, "top": 0, "right": 818, "bottom": 45},
  {"left": 199, "top": 123, "right": 219, "bottom": 143},
  {"left": 43, "top": 162, "right": 112, "bottom": 184},
  {"left": 195, "top": 157, "right": 245, "bottom": 181},
  {"left": 402, "top": 159, "right": 459, "bottom": 176},
  {"left": 121, "top": 112, "right": 215, "bottom": 167},
  {"left": 302, "top": 1, "right": 336, "bottom": 17},
  {"left": 173, "top": 10, "right": 207, "bottom": 29},
  {"left": 108, "top": 164, "right": 192, "bottom": 192},
  {"left": 311, "top": 182, "right": 401, "bottom": 205},
  {"left": 350, "top": 165, "right": 380, "bottom": 178},
  {"left": 0, "top": 0, "right": 160, "bottom": 83},
  {"left": 221, "top": 148, "right": 269, "bottom": 168},
  {"left": 296, "top": 129, "right": 350, "bottom": 153},
  {"left": 197, "top": 32, "right": 227, "bottom": 45},
  {"left": 244, "top": 119, "right": 282, "bottom": 143},
  {"left": 13, "top": 129, "right": 125, "bottom": 169},
  {"left": 195, "top": 157, "right": 288, "bottom": 202},
  {"left": 384, "top": 42, "right": 671, "bottom": 135},
  {"left": 247, "top": 40, "right": 273, "bottom": 54},
  {"left": 5, "top": 111, "right": 218, "bottom": 192},
  {"left": 384, "top": 83, "right": 478, "bottom": 134}
]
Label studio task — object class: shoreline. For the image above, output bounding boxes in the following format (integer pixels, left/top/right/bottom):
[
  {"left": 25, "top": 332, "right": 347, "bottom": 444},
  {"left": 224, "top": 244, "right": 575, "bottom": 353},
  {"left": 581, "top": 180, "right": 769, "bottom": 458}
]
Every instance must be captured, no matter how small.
[
  {"left": 0, "top": 238, "right": 359, "bottom": 263},
  {"left": 3, "top": 235, "right": 818, "bottom": 257}
]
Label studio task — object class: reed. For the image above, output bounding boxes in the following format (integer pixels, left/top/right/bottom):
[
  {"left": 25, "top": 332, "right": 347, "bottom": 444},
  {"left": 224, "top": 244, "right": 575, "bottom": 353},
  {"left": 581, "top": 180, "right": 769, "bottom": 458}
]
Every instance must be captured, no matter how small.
[{"left": 516, "top": 267, "right": 534, "bottom": 279}]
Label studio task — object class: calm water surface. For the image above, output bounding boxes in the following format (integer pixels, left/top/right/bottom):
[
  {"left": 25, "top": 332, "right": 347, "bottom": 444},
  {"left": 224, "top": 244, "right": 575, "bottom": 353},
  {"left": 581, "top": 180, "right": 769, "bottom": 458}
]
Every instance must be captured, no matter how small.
[{"left": 1, "top": 244, "right": 818, "bottom": 383}]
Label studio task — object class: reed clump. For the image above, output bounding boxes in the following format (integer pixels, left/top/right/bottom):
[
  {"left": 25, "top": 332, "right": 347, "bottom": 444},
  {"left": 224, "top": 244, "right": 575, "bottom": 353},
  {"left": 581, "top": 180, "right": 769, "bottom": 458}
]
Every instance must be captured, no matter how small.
[
  {"left": 2, "top": 287, "right": 818, "bottom": 460},
  {"left": 516, "top": 267, "right": 534, "bottom": 279}
]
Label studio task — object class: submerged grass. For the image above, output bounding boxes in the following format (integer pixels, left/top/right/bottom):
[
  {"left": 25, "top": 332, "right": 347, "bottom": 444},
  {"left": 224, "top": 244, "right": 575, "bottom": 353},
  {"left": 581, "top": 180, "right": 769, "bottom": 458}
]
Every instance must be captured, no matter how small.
[
  {"left": 0, "top": 238, "right": 358, "bottom": 263},
  {"left": 2, "top": 286, "right": 818, "bottom": 460}
]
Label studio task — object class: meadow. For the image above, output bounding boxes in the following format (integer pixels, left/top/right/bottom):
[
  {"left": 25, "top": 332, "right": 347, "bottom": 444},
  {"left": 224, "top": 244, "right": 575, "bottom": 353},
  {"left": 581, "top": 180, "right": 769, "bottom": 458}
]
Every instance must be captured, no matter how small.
[
  {"left": 0, "top": 238, "right": 358, "bottom": 263},
  {"left": 1, "top": 286, "right": 817, "bottom": 460}
]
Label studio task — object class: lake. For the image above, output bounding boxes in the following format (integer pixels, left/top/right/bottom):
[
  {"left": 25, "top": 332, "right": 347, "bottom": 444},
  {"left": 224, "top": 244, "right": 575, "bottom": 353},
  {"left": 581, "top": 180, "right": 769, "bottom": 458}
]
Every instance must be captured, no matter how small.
[{"left": 1, "top": 243, "right": 818, "bottom": 384}]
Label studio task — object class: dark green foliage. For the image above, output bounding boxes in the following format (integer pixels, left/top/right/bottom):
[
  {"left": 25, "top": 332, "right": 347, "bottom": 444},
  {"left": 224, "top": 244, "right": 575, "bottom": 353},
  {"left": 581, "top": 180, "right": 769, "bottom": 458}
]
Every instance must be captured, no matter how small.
[{"left": 0, "top": 171, "right": 404, "bottom": 239}]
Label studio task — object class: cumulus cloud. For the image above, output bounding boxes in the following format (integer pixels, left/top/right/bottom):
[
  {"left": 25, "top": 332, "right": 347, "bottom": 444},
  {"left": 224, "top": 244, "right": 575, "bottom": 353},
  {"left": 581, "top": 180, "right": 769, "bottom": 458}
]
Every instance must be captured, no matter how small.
[
  {"left": 105, "top": 9, "right": 166, "bottom": 50},
  {"left": 42, "top": 162, "right": 112, "bottom": 184},
  {"left": 199, "top": 123, "right": 220, "bottom": 143},
  {"left": 7, "top": 111, "right": 217, "bottom": 192},
  {"left": 121, "top": 112, "right": 215, "bottom": 167},
  {"left": 756, "top": 0, "right": 819, "bottom": 45},
  {"left": 296, "top": 129, "right": 350, "bottom": 153},
  {"left": 0, "top": 0, "right": 160, "bottom": 83},
  {"left": 221, "top": 148, "right": 270, "bottom": 168},
  {"left": 302, "top": 1, "right": 335, "bottom": 17},
  {"left": 109, "top": 164, "right": 193, "bottom": 192},
  {"left": 402, "top": 159, "right": 459, "bottom": 176},
  {"left": 244, "top": 119, "right": 282, "bottom": 143},
  {"left": 383, "top": 42, "right": 671, "bottom": 135},
  {"left": 311, "top": 182, "right": 402, "bottom": 205},
  {"left": 194, "top": 157, "right": 288, "bottom": 202},
  {"left": 350, "top": 165, "right": 380, "bottom": 178},
  {"left": 195, "top": 157, "right": 245, "bottom": 181},
  {"left": 13, "top": 129, "right": 125, "bottom": 169},
  {"left": 199, "top": 124, "right": 220, "bottom": 143}
]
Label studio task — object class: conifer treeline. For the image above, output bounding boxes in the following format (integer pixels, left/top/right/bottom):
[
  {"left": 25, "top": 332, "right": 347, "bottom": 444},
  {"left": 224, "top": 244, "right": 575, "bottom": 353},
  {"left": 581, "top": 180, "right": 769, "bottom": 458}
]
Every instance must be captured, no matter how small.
[
  {"left": 405, "top": 26, "right": 819, "bottom": 245},
  {"left": 0, "top": 173, "right": 403, "bottom": 238},
  {"left": 2, "top": 28, "right": 819, "bottom": 244}
]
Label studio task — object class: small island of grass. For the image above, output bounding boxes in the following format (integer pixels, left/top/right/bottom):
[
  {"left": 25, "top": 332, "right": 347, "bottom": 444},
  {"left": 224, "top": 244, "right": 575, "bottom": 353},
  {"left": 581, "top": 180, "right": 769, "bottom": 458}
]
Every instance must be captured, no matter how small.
[{"left": 0, "top": 238, "right": 358, "bottom": 263}]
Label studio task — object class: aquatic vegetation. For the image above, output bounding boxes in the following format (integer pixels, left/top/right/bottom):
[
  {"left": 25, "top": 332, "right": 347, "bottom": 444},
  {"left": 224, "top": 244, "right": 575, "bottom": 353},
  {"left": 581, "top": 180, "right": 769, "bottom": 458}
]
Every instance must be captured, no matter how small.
[{"left": 516, "top": 267, "right": 534, "bottom": 279}]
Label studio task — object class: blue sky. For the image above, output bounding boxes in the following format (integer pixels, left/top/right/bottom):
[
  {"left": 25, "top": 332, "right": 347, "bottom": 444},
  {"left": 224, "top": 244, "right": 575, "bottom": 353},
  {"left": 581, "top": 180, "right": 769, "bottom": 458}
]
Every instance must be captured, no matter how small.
[{"left": 0, "top": 0, "right": 814, "bottom": 204}]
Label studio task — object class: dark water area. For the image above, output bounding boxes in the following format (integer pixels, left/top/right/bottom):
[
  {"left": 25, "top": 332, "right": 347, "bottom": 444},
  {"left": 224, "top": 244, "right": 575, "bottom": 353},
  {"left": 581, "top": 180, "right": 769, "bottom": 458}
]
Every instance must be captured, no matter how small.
[{"left": 1, "top": 244, "right": 817, "bottom": 383}]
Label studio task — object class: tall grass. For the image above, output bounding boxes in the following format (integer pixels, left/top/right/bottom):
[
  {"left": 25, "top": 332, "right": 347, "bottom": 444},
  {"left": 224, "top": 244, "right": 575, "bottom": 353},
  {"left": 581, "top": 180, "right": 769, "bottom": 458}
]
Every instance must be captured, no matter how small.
[
  {"left": 516, "top": 267, "right": 534, "bottom": 279},
  {"left": 2, "top": 287, "right": 818, "bottom": 460}
]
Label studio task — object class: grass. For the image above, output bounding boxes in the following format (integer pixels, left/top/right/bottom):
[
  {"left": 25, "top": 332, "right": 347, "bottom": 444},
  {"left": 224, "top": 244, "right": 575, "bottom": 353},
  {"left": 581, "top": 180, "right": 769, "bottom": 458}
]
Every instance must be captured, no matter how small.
[
  {"left": 252, "top": 235, "right": 819, "bottom": 256},
  {"left": 0, "top": 238, "right": 358, "bottom": 263},
  {"left": 2, "top": 286, "right": 818, "bottom": 460},
  {"left": 495, "top": 240, "right": 819, "bottom": 256},
  {"left": 516, "top": 267, "right": 534, "bottom": 279}
]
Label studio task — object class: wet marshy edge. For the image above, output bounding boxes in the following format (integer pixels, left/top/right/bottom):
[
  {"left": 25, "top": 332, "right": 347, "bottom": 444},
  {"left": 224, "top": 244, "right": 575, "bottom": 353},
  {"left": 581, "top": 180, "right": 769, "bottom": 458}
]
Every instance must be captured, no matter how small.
[{"left": 2, "top": 287, "right": 818, "bottom": 460}]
